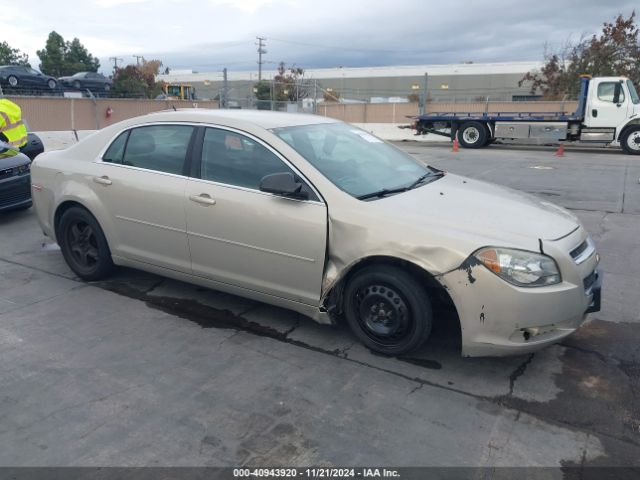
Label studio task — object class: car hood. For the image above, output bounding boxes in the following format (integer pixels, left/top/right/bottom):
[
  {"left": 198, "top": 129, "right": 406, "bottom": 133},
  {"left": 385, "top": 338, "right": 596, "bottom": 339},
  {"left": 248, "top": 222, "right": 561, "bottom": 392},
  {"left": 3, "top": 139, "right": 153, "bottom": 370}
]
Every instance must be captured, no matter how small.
[
  {"left": 0, "top": 150, "right": 31, "bottom": 168},
  {"left": 372, "top": 173, "right": 579, "bottom": 244}
]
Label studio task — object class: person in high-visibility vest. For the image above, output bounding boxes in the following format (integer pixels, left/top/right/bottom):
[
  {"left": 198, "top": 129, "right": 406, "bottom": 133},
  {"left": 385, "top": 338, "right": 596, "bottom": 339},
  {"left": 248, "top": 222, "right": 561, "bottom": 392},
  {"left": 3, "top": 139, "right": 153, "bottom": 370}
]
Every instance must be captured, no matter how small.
[{"left": 0, "top": 99, "right": 28, "bottom": 150}]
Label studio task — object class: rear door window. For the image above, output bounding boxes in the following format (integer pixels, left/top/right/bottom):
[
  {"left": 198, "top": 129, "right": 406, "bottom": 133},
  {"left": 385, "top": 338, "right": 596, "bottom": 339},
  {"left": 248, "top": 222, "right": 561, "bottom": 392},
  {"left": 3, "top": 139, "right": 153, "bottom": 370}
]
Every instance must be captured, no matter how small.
[{"left": 121, "top": 125, "right": 195, "bottom": 175}]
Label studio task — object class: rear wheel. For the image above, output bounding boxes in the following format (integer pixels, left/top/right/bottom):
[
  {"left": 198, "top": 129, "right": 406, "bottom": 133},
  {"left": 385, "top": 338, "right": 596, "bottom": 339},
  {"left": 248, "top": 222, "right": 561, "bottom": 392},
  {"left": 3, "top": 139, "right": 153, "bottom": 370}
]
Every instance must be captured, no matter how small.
[
  {"left": 58, "top": 207, "right": 114, "bottom": 281},
  {"left": 73, "top": 80, "right": 81, "bottom": 89},
  {"left": 343, "top": 265, "right": 432, "bottom": 356},
  {"left": 621, "top": 126, "right": 640, "bottom": 155},
  {"left": 47, "top": 79, "right": 57, "bottom": 90},
  {"left": 457, "top": 121, "right": 488, "bottom": 148},
  {"left": 7, "top": 75, "right": 18, "bottom": 88}
]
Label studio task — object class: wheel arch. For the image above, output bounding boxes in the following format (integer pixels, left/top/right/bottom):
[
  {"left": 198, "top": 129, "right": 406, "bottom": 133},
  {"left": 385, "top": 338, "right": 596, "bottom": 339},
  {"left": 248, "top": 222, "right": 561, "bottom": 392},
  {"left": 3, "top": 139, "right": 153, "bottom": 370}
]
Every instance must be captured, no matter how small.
[
  {"left": 53, "top": 199, "right": 114, "bottom": 251},
  {"left": 324, "top": 255, "right": 459, "bottom": 321},
  {"left": 617, "top": 119, "right": 640, "bottom": 141}
]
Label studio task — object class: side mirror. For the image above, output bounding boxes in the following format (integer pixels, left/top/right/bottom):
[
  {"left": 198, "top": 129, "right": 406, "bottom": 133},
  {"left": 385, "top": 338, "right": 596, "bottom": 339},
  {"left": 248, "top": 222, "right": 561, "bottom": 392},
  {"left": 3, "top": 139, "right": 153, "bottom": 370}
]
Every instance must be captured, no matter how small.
[{"left": 259, "top": 172, "right": 308, "bottom": 200}]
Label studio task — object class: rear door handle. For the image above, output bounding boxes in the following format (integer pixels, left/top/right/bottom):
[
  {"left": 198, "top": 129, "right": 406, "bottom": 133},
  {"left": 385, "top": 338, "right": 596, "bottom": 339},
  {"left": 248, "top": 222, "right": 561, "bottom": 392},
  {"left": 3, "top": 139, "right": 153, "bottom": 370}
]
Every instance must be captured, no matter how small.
[
  {"left": 93, "top": 175, "right": 112, "bottom": 186},
  {"left": 189, "top": 194, "right": 216, "bottom": 206}
]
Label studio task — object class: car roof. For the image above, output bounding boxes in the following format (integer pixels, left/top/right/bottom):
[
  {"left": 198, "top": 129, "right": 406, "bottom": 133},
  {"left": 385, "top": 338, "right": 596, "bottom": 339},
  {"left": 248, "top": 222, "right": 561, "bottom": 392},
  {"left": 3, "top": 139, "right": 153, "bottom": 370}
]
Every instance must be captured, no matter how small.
[{"left": 133, "top": 109, "right": 340, "bottom": 130}]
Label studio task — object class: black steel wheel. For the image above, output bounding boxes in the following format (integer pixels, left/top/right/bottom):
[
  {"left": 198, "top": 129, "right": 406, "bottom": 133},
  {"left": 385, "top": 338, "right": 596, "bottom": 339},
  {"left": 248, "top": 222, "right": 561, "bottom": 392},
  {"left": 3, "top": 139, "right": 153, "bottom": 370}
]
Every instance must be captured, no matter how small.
[
  {"left": 58, "top": 207, "right": 114, "bottom": 280},
  {"left": 344, "top": 265, "right": 432, "bottom": 356},
  {"left": 457, "top": 121, "right": 489, "bottom": 149}
]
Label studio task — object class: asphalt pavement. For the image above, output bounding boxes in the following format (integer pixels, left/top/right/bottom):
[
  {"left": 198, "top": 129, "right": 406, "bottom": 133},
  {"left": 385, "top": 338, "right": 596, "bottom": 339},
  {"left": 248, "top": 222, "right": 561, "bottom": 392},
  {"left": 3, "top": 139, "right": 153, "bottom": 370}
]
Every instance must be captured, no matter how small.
[{"left": 0, "top": 142, "right": 638, "bottom": 473}]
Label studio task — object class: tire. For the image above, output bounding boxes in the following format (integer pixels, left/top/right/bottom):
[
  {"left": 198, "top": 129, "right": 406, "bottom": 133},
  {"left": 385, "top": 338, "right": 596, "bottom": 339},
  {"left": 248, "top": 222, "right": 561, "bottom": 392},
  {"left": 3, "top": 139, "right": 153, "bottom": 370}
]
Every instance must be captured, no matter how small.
[
  {"left": 73, "top": 80, "right": 81, "bottom": 89},
  {"left": 7, "top": 75, "right": 18, "bottom": 88},
  {"left": 57, "top": 207, "right": 114, "bottom": 281},
  {"left": 104, "top": 84, "right": 111, "bottom": 92},
  {"left": 343, "top": 265, "right": 432, "bottom": 356},
  {"left": 620, "top": 125, "right": 640, "bottom": 155},
  {"left": 457, "top": 121, "right": 489, "bottom": 149},
  {"left": 47, "top": 79, "right": 57, "bottom": 90}
]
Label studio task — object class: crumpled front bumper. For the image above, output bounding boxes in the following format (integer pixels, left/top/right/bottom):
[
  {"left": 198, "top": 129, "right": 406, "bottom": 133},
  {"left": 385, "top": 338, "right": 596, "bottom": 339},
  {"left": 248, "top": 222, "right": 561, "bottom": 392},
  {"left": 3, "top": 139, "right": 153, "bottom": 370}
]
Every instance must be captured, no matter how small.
[{"left": 437, "top": 227, "right": 601, "bottom": 357}]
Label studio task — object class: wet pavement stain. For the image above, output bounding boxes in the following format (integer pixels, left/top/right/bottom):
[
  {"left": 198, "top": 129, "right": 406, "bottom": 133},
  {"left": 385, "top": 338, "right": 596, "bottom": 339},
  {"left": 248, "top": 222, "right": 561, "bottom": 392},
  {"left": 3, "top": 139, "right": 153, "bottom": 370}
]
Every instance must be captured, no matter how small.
[{"left": 93, "top": 279, "right": 640, "bottom": 467}]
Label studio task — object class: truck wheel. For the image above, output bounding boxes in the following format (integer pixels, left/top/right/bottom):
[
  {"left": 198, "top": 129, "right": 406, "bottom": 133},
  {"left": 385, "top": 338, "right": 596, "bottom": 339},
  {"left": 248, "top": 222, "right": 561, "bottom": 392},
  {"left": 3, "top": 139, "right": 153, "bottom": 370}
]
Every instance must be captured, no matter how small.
[
  {"left": 457, "top": 121, "right": 488, "bottom": 149},
  {"left": 621, "top": 126, "right": 640, "bottom": 155},
  {"left": 343, "top": 265, "right": 432, "bottom": 356}
]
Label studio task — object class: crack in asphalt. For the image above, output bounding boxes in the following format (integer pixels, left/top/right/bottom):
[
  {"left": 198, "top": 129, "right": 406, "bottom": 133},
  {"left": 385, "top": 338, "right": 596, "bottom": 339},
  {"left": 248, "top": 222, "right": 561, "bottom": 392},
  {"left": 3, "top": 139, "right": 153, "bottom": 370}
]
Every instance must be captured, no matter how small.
[{"left": 506, "top": 353, "right": 535, "bottom": 397}]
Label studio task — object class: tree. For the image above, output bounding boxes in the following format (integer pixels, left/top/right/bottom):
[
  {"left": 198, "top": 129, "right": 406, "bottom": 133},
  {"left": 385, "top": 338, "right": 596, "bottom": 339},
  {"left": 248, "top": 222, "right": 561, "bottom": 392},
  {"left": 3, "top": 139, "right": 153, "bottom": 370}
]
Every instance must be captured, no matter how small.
[
  {"left": 112, "top": 65, "right": 148, "bottom": 98},
  {"left": 0, "top": 41, "right": 29, "bottom": 66},
  {"left": 65, "top": 38, "right": 100, "bottom": 73},
  {"left": 253, "top": 62, "right": 308, "bottom": 103},
  {"left": 111, "top": 59, "right": 164, "bottom": 98},
  {"left": 37, "top": 31, "right": 99, "bottom": 77},
  {"left": 520, "top": 12, "right": 640, "bottom": 99}
]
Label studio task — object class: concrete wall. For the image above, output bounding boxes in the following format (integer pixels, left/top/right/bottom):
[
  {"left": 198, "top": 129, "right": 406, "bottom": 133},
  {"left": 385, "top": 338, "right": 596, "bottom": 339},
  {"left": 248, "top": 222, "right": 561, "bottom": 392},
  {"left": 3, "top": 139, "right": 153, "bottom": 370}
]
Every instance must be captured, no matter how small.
[
  {"left": 8, "top": 96, "right": 578, "bottom": 131},
  {"left": 7, "top": 96, "right": 219, "bottom": 132}
]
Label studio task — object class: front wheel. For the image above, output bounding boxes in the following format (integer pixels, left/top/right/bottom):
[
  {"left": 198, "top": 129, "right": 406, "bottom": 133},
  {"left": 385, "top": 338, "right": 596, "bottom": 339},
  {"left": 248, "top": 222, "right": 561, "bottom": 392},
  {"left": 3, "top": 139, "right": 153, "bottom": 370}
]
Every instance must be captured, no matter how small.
[
  {"left": 7, "top": 75, "right": 18, "bottom": 88},
  {"left": 343, "top": 265, "right": 432, "bottom": 356},
  {"left": 621, "top": 126, "right": 640, "bottom": 155},
  {"left": 47, "top": 79, "right": 57, "bottom": 90},
  {"left": 58, "top": 207, "right": 114, "bottom": 281},
  {"left": 457, "top": 121, "right": 489, "bottom": 149}
]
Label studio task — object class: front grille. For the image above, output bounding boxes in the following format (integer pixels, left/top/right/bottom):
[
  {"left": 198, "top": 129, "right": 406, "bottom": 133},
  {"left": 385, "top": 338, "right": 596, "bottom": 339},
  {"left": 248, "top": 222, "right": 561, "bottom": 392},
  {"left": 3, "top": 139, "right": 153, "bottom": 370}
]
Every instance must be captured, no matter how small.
[
  {"left": 583, "top": 270, "right": 597, "bottom": 293},
  {"left": 0, "top": 191, "right": 30, "bottom": 207}
]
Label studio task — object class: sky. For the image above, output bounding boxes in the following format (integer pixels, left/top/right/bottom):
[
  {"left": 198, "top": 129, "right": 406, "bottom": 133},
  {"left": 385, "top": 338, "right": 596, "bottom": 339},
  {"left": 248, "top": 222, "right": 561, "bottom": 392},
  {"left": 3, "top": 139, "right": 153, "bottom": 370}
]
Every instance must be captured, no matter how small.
[{"left": 2, "top": 0, "right": 638, "bottom": 74}]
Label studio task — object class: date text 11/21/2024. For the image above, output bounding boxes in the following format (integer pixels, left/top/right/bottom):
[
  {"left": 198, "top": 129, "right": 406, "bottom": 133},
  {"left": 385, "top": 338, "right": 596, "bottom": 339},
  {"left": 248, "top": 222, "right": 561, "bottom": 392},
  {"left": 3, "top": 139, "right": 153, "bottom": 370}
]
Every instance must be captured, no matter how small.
[{"left": 233, "top": 468, "right": 401, "bottom": 478}]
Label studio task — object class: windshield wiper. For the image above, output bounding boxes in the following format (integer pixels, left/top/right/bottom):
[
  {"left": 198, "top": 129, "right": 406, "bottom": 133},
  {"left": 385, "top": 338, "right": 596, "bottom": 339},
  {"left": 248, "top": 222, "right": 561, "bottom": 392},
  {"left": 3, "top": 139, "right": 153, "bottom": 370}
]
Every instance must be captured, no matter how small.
[
  {"left": 356, "top": 186, "right": 410, "bottom": 200},
  {"left": 356, "top": 170, "right": 445, "bottom": 201}
]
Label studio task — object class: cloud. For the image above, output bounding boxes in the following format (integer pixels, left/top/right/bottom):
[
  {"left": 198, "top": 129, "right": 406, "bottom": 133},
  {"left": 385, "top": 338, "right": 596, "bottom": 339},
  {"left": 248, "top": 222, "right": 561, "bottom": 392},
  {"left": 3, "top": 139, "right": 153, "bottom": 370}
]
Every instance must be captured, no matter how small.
[
  {"left": 209, "top": 0, "right": 292, "bottom": 13},
  {"left": 9, "top": 0, "right": 640, "bottom": 74},
  {"left": 93, "top": 0, "right": 150, "bottom": 7}
]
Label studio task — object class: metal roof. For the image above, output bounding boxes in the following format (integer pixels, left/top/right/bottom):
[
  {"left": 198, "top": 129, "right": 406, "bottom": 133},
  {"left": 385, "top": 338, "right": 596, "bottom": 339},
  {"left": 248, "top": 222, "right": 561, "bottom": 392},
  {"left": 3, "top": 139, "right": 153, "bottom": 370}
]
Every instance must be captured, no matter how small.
[{"left": 157, "top": 61, "right": 544, "bottom": 83}]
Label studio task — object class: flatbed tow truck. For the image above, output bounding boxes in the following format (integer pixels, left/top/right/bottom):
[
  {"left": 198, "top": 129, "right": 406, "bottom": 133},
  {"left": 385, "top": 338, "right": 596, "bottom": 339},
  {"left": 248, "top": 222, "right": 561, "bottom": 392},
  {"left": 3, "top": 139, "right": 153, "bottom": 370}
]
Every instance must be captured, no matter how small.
[{"left": 409, "top": 75, "right": 640, "bottom": 154}]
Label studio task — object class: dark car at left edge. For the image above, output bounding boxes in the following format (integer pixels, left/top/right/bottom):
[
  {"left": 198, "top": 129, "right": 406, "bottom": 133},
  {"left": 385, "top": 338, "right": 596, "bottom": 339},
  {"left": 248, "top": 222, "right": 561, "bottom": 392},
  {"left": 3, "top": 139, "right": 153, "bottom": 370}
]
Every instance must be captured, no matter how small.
[
  {"left": 0, "top": 146, "right": 32, "bottom": 212},
  {"left": 0, "top": 65, "right": 59, "bottom": 94}
]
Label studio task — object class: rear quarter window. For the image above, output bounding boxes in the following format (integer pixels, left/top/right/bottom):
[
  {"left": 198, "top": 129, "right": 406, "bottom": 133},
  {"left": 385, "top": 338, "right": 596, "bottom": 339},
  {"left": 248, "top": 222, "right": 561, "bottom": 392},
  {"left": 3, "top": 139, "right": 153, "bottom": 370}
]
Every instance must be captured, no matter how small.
[{"left": 102, "top": 131, "right": 129, "bottom": 164}]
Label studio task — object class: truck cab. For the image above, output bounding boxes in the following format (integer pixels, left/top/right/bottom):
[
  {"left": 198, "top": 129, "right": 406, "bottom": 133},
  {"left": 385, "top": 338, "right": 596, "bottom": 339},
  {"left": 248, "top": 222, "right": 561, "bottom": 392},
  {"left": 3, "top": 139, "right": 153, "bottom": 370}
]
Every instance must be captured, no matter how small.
[
  {"left": 585, "top": 77, "right": 640, "bottom": 126},
  {"left": 412, "top": 75, "right": 640, "bottom": 154}
]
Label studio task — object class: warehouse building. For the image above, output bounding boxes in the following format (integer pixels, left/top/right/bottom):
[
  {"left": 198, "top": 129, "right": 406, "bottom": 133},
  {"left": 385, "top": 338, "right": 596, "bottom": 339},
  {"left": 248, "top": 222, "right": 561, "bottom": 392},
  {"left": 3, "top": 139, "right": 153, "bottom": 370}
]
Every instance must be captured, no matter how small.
[{"left": 156, "top": 61, "right": 544, "bottom": 104}]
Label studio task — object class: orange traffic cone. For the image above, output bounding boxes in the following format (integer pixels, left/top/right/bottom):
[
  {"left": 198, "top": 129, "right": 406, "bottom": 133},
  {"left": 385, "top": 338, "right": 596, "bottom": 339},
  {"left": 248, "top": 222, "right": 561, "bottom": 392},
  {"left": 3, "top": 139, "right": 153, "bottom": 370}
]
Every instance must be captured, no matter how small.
[
  {"left": 452, "top": 137, "right": 459, "bottom": 152},
  {"left": 555, "top": 143, "right": 565, "bottom": 157}
]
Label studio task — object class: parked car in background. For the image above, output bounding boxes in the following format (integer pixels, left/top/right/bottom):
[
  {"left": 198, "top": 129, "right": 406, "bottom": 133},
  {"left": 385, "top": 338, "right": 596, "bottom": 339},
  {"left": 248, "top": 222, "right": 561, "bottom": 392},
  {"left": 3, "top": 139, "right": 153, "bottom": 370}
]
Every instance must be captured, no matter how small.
[
  {"left": 0, "top": 143, "right": 32, "bottom": 212},
  {"left": 0, "top": 65, "right": 58, "bottom": 93},
  {"left": 59, "top": 72, "right": 112, "bottom": 93},
  {"left": 30, "top": 110, "right": 601, "bottom": 357}
]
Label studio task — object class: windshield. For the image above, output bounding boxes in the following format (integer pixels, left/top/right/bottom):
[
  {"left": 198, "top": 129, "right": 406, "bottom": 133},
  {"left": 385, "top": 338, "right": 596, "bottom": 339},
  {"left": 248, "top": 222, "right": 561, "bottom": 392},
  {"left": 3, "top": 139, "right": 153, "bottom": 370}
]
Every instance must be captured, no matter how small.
[
  {"left": 272, "top": 123, "right": 436, "bottom": 199},
  {"left": 627, "top": 80, "right": 640, "bottom": 104}
]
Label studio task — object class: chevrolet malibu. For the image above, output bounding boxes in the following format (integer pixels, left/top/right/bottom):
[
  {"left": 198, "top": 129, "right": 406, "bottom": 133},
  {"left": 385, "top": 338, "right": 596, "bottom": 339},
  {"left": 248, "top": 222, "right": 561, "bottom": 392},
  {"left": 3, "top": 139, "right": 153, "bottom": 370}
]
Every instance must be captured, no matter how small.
[{"left": 30, "top": 110, "right": 602, "bottom": 357}]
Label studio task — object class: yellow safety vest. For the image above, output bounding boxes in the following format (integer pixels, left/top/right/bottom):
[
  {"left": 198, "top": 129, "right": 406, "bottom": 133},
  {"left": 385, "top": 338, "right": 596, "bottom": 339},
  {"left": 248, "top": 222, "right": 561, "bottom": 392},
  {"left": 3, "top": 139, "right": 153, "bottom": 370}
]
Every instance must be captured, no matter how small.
[{"left": 0, "top": 99, "right": 28, "bottom": 149}]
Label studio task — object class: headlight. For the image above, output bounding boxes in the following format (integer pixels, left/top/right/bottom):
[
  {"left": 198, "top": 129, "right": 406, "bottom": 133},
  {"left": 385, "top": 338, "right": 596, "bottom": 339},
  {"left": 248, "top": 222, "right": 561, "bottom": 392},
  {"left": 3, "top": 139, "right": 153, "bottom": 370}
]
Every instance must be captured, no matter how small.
[{"left": 474, "top": 247, "right": 561, "bottom": 287}]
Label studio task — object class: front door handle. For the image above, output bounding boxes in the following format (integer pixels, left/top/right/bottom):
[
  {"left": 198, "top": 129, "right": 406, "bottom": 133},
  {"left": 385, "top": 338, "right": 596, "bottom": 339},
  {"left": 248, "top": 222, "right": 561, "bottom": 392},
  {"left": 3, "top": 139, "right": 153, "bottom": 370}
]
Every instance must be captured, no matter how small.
[
  {"left": 93, "top": 175, "right": 112, "bottom": 186},
  {"left": 592, "top": 109, "right": 598, "bottom": 118},
  {"left": 189, "top": 194, "right": 216, "bottom": 206}
]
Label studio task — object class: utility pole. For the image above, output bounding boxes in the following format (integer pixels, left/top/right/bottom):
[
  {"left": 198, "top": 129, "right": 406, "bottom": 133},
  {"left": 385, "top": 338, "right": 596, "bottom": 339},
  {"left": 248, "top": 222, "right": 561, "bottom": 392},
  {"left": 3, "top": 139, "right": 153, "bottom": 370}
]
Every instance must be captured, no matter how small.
[
  {"left": 133, "top": 55, "right": 144, "bottom": 66},
  {"left": 421, "top": 72, "right": 428, "bottom": 115},
  {"left": 109, "top": 57, "right": 123, "bottom": 72},
  {"left": 256, "top": 36, "right": 267, "bottom": 81},
  {"left": 222, "top": 68, "right": 228, "bottom": 109}
]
